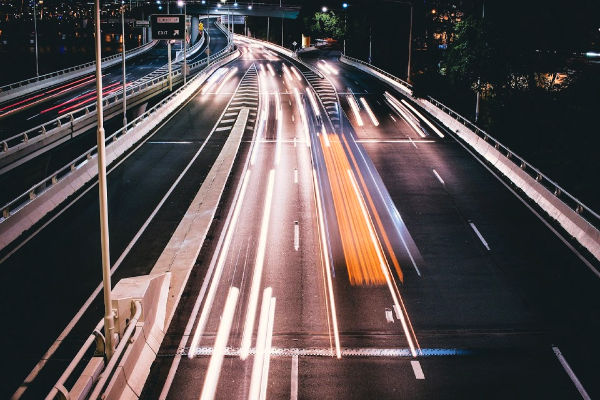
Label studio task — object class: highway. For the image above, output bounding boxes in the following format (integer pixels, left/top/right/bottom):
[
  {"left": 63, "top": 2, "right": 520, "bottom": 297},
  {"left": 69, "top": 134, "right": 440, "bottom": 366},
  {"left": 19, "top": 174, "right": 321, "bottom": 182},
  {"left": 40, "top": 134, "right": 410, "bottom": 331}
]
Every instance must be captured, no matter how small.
[
  {"left": 0, "top": 18, "right": 229, "bottom": 212},
  {"left": 139, "top": 44, "right": 599, "bottom": 399},
  {"left": 0, "top": 39, "right": 597, "bottom": 400},
  {"left": 0, "top": 24, "right": 231, "bottom": 400}
]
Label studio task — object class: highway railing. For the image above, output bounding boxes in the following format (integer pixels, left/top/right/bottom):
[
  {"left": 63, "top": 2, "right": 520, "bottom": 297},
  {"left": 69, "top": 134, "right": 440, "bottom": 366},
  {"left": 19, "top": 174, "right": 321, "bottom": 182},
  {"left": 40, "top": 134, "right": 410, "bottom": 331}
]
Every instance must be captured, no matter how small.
[
  {"left": 340, "top": 54, "right": 412, "bottom": 92},
  {"left": 0, "top": 32, "right": 230, "bottom": 171},
  {"left": 0, "top": 45, "right": 237, "bottom": 225},
  {"left": 0, "top": 40, "right": 158, "bottom": 102},
  {"left": 425, "top": 97, "right": 600, "bottom": 228}
]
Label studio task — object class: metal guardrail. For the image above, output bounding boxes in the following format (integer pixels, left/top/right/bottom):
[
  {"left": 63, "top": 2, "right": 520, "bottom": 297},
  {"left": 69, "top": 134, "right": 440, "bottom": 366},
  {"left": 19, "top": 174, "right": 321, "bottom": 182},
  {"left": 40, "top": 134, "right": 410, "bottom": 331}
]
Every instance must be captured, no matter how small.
[
  {"left": 0, "top": 45, "right": 236, "bottom": 223},
  {"left": 0, "top": 41, "right": 157, "bottom": 96},
  {"left": 0, "top": 30, "right": 227, "bottom": 161},
  {"left": 425, "top": 97, "right": 600, "bottom": 228},
  {"left": 340, "top": 54, "right": 412, "bottom": 92},
  {"left": 340, "top": 53, "right": 600, "bottom": 231}
]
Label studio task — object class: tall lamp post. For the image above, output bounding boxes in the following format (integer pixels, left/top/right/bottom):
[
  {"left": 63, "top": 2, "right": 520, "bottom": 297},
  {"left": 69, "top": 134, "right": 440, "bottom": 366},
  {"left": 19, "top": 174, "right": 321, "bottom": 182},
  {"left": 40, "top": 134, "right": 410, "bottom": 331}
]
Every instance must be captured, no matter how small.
[
  {"left": 178, "top": 0, "right": 187, "bottom": 84},
  {"left": 33, "top": 0, "right": 39, "bottom": 76},
  {"left": 280, "top": 0, "right": 283, "bottom": 46},
  {"left": 93, "top": 0, "right": 116, "bottom": 361},
  {"left": 342, "top": 2, "right": 348, "bottom": 55},
  {"left": 121, "top": 4, "right": 127, "bottom": 130}
]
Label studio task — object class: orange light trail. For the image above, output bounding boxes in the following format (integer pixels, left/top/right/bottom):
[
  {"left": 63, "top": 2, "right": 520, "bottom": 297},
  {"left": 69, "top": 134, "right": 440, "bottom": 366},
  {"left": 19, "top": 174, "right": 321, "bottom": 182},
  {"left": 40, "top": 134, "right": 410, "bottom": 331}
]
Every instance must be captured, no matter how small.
[{"left": 319, "top": 133, "right": 388, "bottom": 286}]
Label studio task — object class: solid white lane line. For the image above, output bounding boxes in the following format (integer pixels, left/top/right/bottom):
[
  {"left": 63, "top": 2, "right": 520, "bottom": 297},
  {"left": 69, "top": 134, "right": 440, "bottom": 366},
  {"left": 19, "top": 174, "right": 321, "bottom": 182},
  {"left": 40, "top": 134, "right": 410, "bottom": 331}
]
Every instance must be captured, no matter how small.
[
  {"left": 187, "top": 171, "right": 253, "bottom": 360},
  {"left": 469, "top": 222, "right": 490, "bottom": 251},
  {"left": 294, "top": 168, "right": 298, "bottom": 184},
  {"left": 147, "top": 141, "right": 194, "bottom": 144},
  {"left": 215, "top": 126, "right": 232, "bottom": 132},
  {"left": 432, "top": 169, "right": 445, "bottom": 185},
  {"left": 411, "top": 360, "right": 425, "bottom": 380},
  {"left": 390, "top": 114, "right": 397, "bottom": 122},
  {"left": 249, "top": 288, "right": 273, "bottom": 400},
  {"left": 312, "top": 168, "right": 342, "bottom": 358},
  {"left": 294, "top": 221, "right": 300, "bottom": 251},
  {"left": 293, "top": 88, "right": 311, "bottom": 148},
  {"left": 401, "top": 99, "right": 445, "bottom": 138},
  {"left": 290, "top": 354, "right": 299, "bottom": 400},
  {"left": 240, "top": 170, "right": 276, "bottom": 360},
  {"left": 199, "top": 287, "right": 240, "bottom": 400},
  {"left": 259, "top": 297, "right": 277, "bottom": 400},
  {"left": 347, "top": 169, "right": 418, "bottom": 357},
  {"left": 355, "top": 139, "right": 435, "bottom": 143},
  {"left": 552, "top": 346, "right": 591, "bottom": 400}
]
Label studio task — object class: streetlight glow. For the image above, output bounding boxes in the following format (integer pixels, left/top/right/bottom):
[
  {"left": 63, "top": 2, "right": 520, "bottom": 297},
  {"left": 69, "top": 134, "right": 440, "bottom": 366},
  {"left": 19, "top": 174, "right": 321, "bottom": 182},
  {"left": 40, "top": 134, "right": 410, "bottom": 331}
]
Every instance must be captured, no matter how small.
[
  {"left": 342, "top": 2, "right": 348, "bottom": 8},
  {"left": 322, "top": 6, "right": 328, "bottom": 12}
]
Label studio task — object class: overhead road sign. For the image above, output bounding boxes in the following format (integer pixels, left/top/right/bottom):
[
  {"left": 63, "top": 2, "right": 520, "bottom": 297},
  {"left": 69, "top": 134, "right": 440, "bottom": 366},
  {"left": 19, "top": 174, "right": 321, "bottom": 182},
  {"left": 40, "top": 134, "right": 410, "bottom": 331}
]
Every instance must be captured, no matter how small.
[{"left": 151, "top": 14, "right": 185, "bottom": 40}]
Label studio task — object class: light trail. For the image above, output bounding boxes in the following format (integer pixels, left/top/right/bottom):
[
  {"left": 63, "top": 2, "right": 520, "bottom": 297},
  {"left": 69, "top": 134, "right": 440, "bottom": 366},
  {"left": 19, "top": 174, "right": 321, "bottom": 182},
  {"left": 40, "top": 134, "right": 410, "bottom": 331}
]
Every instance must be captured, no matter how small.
[
  {"left": 401, "top": 99, "right": 445, "bottom": 138},
  {"left": 360, "top": 97, "right": 380, "bottom": 126},
  {"left": 282, "top": 64, "right": 294, "bottom": 81},
  {"left": 274, "top": 90, "right": 282, "bottom": 165},
  {"left": 347, "top": 94, "right": 364, "bottom": 126},
  {"left": 260, "top": 297, "right": 276, "bottom": 400},
  {"left": 251, "top": 69, "right": 270, "bottom": 165},
  {"left": 187, "top": 170, "right": 252, "bottom": 359},
  {"left": 384, "top": 91, "right": 425, "bottom": 137},
  {"left": 305, "top": 86, "right": 321, "bottom": 117},
  {"left": 0, "top": 74, "right": 97, "bottom": 113},
  {"left": 201, "top": 67, "right": 229, "bottom": 94},
  {"left": 319, "top": 59, "right": 339, "bottom": 75},
  {"left": 322, "top": 124, "right": 330, "bottom": 147},
  {"left": 293, "top": 88, "right": 310, "bottom": 147},
  {"left": 215, "top": 67, "right": 239, "bottom": 94},
  {"left": 57, "top": 83, "right": 126, "bottom": 114},
  {"left": 291, "top": 66, "right": 303, "bottom": 81},
  {"left": 312, "top": 168, "right": 342, "bottom": 358},
  {"left": 199, "top": 287, "right": 239, "bottom": 400},
  {"left": 266, "top": 63, "right": 276, "bottom": 77},
  {"left": 41, "top": 81, "right": 121, "bottom": 114},
  {"left": 249, "top": 288, "right": 272, "bottom": 399},
  {"left": 346, "top": 168, "right": 418, "bottom": 357},
  {"left": 240, "top": 169, "right": 276, "bottom": 360}
]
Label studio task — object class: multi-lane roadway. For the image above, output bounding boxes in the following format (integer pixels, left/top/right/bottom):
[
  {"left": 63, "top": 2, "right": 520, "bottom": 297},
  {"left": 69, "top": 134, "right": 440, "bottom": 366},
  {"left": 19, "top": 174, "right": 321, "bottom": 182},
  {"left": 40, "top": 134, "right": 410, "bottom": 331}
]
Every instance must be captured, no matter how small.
[{"left": 0, "top": 36, "right": 598, "bottom": 400}]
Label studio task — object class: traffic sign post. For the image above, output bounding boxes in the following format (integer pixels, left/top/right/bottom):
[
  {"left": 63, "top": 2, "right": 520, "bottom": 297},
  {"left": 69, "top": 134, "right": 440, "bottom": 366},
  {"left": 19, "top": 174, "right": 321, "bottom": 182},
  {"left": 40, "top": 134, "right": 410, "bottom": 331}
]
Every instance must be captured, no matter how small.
[{"left": 151, "top": 15, "right": 185, "bottom": 91}]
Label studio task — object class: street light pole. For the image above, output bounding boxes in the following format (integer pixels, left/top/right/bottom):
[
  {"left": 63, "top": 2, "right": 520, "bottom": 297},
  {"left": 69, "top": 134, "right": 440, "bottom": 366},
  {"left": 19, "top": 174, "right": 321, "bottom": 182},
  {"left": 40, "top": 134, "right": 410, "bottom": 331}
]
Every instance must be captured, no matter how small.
[
  {"left": 33, "top": 0, "right": 39, "bottom": 76},
  {"left": 406, "top": 3, "right": 413, "bottom": 82},
  {"left": 280, "top": 0, "right": 283, "bottom": 46},
  {"left": 475, "top": 0, "right": 484, "bottom": 122},
  {"left": 94, "top": 0, "right": 116, "bottom": 361},
  {"left": 368, "top": 24, "right": 372, "bottom": 63},
  {"left": 267, "top": 16, "right": 270, "bottom": 42},
  {"left": 121, "top": 5, "right": 127, "bottom": 131}
]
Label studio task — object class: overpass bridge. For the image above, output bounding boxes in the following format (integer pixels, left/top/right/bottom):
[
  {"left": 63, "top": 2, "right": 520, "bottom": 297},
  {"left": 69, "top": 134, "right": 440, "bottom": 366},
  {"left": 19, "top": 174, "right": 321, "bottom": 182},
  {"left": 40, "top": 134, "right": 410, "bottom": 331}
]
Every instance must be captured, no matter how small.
[{"left": 0, "top": 29, "right": 598, "bottom": 400}]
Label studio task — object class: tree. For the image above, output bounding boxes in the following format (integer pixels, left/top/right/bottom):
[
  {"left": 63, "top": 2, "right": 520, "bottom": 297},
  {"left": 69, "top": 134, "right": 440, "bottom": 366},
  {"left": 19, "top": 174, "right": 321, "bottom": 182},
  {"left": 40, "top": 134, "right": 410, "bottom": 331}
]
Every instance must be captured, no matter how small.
[{"left": 310, "top": 11, "right": 345, "bottom": 40}]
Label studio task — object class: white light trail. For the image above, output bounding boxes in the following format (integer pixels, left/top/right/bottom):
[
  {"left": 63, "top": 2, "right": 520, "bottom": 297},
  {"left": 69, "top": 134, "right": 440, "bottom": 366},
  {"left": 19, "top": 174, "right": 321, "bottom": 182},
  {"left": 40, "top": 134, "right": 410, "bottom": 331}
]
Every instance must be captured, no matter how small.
[
  {"left": 319, "top": 59, "right": 338, "bottom": 75},
  {"left": 384, "top": 92, "right": 425, "bottom": 138},
  {"left": 199, "top": 287, "right": 239, "bottom": 400},
  {"left": 312, "top": 168, "right": 341, "bottom": 358},
  {"left": 293, "top": 88, "right": 311, "bottom": 147},
  {"left": 321, "top": 124, "right": 330, "bottom": 147},
  {"left": 282, "top": 64, "right": 294, "bottom": 81},
  {"left": 259, "top": 297, "right": 276, "bottom": 400},
  {"left": 401, "top": 99, "right": 445, "bottom": 138},
  {"left": 188, "top": 170, "right": 252, "bottom": 359},
  {"left": 201, "top": 67, "right": 229, "bottom": 94},
  {"left": 267, "top": 63, "right": 276, "bottom": 77},
  {"left": 249, "top": 288, "right": 274, "bottom": 400},
  {"left": 215, "top": 67, "right": 239, "bottom": 94},
  {"left": 291, "top": 66, "right": 303, "bottom": 81},
  {"left": 305, "top": 86, "right": 320, "bottom": 117},
  {"left": 360, "top": 97, "right": 379, "bottom": 126},
  {"left": 346, "top": 169, "right": 418, "bottom": 357},
  {"left": 275, "top": 91, "right": 282, "bottom": 165},
  {"left": 347, "top": 94, "right": 364, "bottom": 126},
  {"left": 240, "top": 170, "right": 276, "bottom": 360}
]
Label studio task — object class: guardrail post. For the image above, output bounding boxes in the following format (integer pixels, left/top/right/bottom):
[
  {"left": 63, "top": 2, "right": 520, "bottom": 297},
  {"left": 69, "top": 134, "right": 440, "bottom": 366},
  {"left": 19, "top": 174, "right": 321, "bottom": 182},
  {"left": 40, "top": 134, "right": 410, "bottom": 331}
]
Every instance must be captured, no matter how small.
[
  {"left": 23, "top": 133, "right": 29, "bottom": 143},
  {"left": 1, "top": 141, "right": 7, "bottom": 152},
  {"left": 57, "top": 119, "right": 62, "bottom": 128},
  {"left": 2, "top": 208, "right": 9, "bottom": 219},
  {"left": 42, "top": 125, "right": 46, "bottom": 135},
  {"left": 554, "top": 187, "right": 561, "bottom": 196},
  {"left": 576, "top": 204, "right": 584, "bottom": 214},
  {"left": 536, "top": 173, "right": 543, "bottom": 182},
  {"left": 52, "top": 175, "right": 58, "bottom": 185},
  {"left": 29, "top": 190, "right": 36, "bottom": 200}
]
